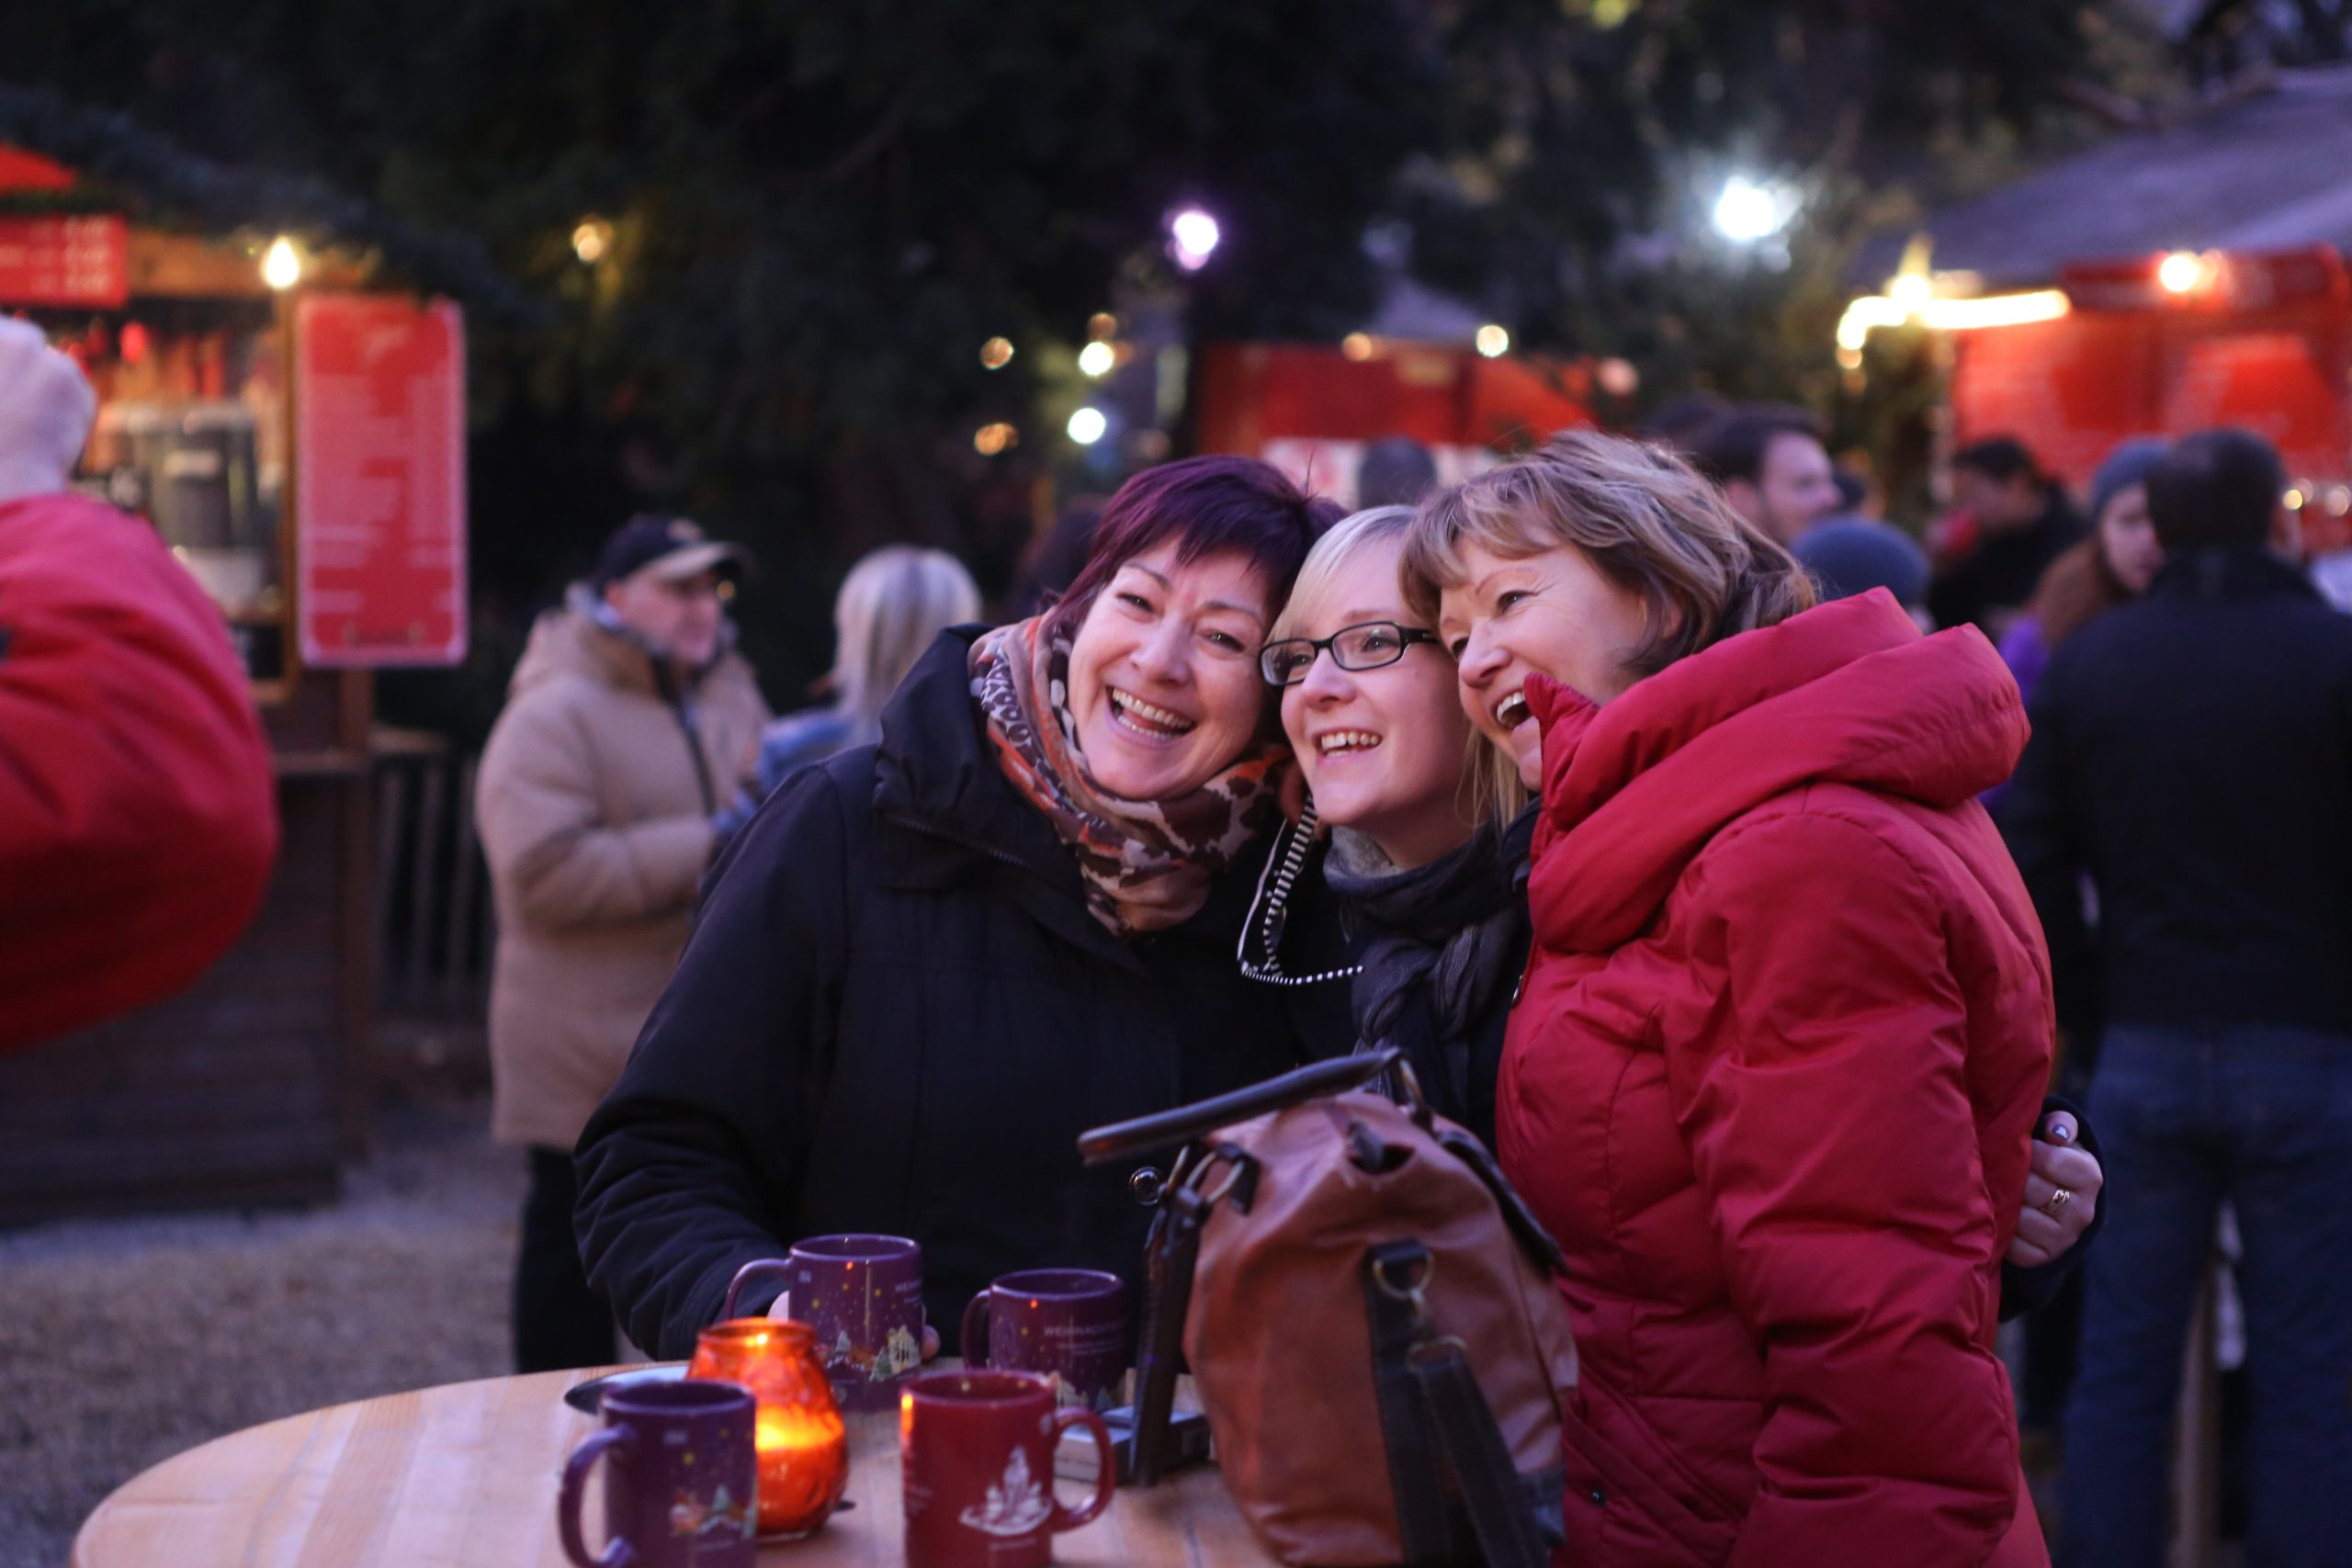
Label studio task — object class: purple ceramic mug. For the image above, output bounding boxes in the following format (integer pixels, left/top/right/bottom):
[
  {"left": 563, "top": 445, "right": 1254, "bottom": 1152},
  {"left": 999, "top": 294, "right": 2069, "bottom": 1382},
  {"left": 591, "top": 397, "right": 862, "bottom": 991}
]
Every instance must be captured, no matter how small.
[
  {"left": 958, "top": 1269, "right": 1127, "bottom": 1411},
  {"left": 721, "top": 1235, "right": 925, "bottom": 1411},
  {"left": 558, "top": 1378, "right": 757, "bottom": 1568}
]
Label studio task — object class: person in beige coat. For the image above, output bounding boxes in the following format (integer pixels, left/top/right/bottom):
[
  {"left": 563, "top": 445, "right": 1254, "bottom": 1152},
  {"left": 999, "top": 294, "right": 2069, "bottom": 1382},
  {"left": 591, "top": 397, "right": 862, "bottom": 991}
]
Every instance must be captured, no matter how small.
[{"left": 478, "top": 515, "right": 770, "bottom": 1371}]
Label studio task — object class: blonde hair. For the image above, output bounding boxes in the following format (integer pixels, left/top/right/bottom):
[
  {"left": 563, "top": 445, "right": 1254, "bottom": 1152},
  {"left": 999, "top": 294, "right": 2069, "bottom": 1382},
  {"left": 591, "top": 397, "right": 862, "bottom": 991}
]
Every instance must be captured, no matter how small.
[
  {"left": 1268, "top": 506, "right": 1418, "bottom": 645},
  {"left": 831, "top": 546, "right": 983, "bottom": 741},
  {"left": 1272, "top": 505, "right": 1519, "bottom": 831},
  {"left": 1402, "top": 428, "right": 1815, "bottom": 678}
]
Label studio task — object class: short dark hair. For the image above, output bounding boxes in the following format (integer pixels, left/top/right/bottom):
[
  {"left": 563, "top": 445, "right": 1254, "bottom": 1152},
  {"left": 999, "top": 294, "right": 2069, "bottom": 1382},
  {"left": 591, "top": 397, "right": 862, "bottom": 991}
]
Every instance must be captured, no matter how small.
[
  {"left": 1045, "top": 457, "right": 1341, "bottom": 641},
  {"left": 1356, "top": 436, "right": 1439, "bottom": 509},
  {"left": 1951, "top": 436, "right": 2043, "bottom": 487},
  {"left": 1688, "top": 405, "right": 1825, "bottom": 489},
  {"left": 2144, "top": 429, "right": 2286, "bottom": 552},
  {"left": 1637, "top": 391, "right": 1731, "bottom": 455}
]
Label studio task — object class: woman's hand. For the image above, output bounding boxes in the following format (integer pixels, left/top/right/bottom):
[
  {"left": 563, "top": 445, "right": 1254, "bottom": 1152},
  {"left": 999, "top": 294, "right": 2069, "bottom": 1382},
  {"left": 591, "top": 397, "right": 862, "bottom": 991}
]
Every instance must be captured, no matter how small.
[{"left": 2008, "top": 1110, "right": 2104, "bottom": 1268}]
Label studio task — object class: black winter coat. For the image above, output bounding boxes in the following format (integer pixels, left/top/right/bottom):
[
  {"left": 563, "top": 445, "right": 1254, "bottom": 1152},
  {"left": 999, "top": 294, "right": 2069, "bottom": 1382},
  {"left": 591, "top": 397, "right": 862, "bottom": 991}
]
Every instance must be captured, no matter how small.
[
  {"left": 574, "top": 628, "right": 1351, "bottom": 1359},
  {"left": 2002, "top": 544, "right": 2352, "bottom": 1039}
]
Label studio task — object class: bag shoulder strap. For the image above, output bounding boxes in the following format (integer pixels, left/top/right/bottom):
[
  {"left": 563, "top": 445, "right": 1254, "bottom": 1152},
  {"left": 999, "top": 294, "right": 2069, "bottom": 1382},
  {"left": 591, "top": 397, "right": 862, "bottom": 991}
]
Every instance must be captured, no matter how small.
[{"left": 1363, "top": 1240, "right": 1553, "bottom": 1568}]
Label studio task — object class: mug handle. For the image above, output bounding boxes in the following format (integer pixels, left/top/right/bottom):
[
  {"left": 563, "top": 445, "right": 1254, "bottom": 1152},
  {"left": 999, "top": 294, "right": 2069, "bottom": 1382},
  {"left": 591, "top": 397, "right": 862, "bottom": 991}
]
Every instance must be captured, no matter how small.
[
  {"left": 557, "top": 1427, "right": 638, "bottom": 1568},
  {"left": 720, "top": 1257, "right": 796, "bottom": 1321},
  {"left": 1048, "top": 1406, "right": 1116, "bottom": 1531},
  {"left": 958, "top": 1292, "right": 991, "bottom": 1368}
]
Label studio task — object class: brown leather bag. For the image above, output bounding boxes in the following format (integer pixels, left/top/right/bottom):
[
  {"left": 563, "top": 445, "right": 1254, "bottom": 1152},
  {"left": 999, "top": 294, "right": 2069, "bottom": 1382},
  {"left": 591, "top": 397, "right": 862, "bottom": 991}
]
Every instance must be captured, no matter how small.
[{"left": 1080, "top": 1051, "right": 1578, "bottom": 1567}]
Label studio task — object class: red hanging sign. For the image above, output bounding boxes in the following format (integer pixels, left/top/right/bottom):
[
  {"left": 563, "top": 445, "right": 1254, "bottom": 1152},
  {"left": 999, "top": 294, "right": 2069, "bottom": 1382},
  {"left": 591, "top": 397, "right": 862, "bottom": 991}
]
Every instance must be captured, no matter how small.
[
  {"left": 295, "top": 293, "right": 468, "bottom": 667},
  {"left": 0, "top": 215, "right": 128, "bottom": 308}
]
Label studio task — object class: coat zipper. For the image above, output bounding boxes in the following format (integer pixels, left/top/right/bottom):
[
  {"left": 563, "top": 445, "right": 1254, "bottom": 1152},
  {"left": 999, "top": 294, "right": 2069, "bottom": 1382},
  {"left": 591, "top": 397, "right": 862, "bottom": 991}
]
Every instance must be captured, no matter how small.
[
  {"left": 882, "top": 810, "right": 1034, "bottom": 873},
  {"left": 654, "top": 661, "right": 718, "bottom": 815}
]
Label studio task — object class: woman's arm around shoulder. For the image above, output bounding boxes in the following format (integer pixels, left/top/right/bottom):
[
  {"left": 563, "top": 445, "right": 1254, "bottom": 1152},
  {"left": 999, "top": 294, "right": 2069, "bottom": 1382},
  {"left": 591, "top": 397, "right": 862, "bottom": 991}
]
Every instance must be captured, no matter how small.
[
  {"left": 1672, "top": 810, "right": 2028, "bottom": 1568},
  {"left": 573, "top": 759, "right": 856, "bottom": 1359}
]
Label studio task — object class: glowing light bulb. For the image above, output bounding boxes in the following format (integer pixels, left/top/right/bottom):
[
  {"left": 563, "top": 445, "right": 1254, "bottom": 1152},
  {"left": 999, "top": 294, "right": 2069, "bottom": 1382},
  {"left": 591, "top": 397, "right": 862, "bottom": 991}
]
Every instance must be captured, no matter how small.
[
  {"left": 1712, "top": 177, "right": 1788, "bottom": 243},
  {"left": 1078, "top": 341, "right": 1115, "bottom": 378},
  {"left": 2158, "top": 252, "right": 2205, "bottom": 295},
  {"left": 1068, "top": 407, "right": 1108, "bottom": 446},
  {"left": 1475, "top": 324, "right": 1510, "bottom": 358},
  {"left": 1169, "top": 209, "right": 1221, "bottom": 272},
  {"left": 262, "top": 238, "right": 302, "bottom": 291},
  {"left": 979, "top": 337, "right": 1015, "bottom": 370},
  {"left": 572, "top": 219, "right": 612, "bottom": 265}
]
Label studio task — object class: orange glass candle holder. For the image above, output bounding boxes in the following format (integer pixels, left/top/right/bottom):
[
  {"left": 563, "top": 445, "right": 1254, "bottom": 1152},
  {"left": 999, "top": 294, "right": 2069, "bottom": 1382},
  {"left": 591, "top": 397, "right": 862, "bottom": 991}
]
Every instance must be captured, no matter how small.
[{"left": 687, "top": 1319, "right": 849, "bottom": 1539}]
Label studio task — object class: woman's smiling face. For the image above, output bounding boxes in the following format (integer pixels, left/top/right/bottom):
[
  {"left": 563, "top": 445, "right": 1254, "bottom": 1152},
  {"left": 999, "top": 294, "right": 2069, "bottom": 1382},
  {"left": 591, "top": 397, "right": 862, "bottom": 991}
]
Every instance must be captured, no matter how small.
[
  {"left": 1438, "top": 539, "right": 1650, "bottom": 788},
  {"left": 1066, "top": 543, "right": 1276, "bottom": 801},
  {"left": 1278, "top": 537, "right": 1476, "bottom": 868}
]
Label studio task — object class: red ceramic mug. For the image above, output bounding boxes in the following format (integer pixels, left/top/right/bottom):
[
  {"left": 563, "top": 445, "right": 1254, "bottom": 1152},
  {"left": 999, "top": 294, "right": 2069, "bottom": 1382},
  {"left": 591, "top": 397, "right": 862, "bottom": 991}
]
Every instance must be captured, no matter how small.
[{"left": 899, "top": 1369, "right": 1114, "bottom": 1568}]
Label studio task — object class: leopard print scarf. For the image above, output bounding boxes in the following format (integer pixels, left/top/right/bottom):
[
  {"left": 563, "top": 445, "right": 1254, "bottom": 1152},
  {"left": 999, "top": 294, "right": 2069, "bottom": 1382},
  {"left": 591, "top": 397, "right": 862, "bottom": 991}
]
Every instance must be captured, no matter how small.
[{"left": 970, "top": 615, "right": 1288, "bottom": 937}]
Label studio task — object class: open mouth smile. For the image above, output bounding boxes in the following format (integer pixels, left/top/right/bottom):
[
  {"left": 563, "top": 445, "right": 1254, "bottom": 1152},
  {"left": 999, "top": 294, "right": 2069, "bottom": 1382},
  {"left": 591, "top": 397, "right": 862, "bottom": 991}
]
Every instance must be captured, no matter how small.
[
  {"left": 1108, "top": 686, "right": 1197, "bottom": 741},
  {"left": 1492, "top": 691, "right": 1531, "bottom": 731},
  {"left": 1314, "top": 730, "right": 1383, "bottom": 756}
]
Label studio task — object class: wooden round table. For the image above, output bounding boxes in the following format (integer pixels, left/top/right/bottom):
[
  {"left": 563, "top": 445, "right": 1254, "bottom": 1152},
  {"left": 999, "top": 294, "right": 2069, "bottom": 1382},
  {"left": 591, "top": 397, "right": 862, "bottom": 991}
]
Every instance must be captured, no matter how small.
[{"left": 73, "top": 1365, "right": 1279, "bottom": 1567}]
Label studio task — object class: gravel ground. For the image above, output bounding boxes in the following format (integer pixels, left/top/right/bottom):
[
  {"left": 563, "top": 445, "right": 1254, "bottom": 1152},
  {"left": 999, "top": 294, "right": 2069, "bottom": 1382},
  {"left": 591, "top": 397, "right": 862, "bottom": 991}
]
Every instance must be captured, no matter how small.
[{"left": 0, "top": 1089, "right": 528, "bottom": 1568}]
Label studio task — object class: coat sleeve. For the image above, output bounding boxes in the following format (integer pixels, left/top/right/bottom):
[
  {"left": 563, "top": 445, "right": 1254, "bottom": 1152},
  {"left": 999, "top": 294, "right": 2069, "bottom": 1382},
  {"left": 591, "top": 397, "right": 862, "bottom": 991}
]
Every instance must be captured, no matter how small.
[
  {"left": 572, "top": 761, "right": 849, "bottom": 1359},
  {"left": 1670, "top": 814, "right": 2021, "bottom": 1568},
  {"left": 476, "top": 691, "right": 715, "bottom": 931},
  {"left": 1998, "top": 653, "right": 2098, "bottom": 1041}
]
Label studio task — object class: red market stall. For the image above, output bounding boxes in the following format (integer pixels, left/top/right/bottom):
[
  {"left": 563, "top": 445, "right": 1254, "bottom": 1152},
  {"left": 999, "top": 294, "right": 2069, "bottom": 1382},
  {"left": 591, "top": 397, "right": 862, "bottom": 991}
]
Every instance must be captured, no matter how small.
[
  {"left": 1195, "top": 338, "right": 1596, "bottom": 502},
  {"left": 0, "top": 144, "right": 469, "bottom": 1221},
  {"left": 1942, "top": 246, "right": 2352, "bottom": 553}
]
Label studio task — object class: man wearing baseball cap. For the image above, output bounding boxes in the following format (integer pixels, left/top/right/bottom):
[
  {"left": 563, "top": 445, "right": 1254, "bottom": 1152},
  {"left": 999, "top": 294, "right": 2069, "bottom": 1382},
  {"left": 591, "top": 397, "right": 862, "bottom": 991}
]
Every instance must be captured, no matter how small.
[{"left": 476, "top": 513, "right": 769, "bottom": 1371}]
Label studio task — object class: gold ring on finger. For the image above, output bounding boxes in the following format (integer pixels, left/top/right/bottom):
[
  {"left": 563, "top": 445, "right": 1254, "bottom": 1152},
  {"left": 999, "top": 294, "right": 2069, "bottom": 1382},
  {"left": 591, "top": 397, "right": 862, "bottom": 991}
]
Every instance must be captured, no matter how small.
[{"left": 2040, "top": 1187, "right": 2073, "bottom": 1219}]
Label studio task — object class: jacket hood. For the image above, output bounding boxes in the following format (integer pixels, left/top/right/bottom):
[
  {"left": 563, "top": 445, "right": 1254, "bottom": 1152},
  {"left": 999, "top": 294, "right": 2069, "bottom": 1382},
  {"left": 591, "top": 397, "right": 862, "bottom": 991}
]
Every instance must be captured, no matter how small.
[
  {"left": 509, "top": 583, "right": 742, "bottom": 700},
  {"left": 1525, "top": 588, "right": 2026, "bottom": 953},
  {"left": 871, "top": 624, "right": 1066, "bottom": 862}
]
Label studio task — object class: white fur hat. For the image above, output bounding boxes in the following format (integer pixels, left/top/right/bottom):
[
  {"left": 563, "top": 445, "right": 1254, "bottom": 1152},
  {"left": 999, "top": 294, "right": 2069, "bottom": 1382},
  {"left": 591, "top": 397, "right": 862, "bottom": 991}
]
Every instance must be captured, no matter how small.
[{"left": 0, "top": 316, "right": 99, "bottom": 505}]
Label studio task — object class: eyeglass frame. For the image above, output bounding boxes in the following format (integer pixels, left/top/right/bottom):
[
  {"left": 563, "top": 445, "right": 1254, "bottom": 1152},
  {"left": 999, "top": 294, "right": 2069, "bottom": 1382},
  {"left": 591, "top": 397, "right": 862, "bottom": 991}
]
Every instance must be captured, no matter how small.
[{"left": 1259, "top": 619, "right": 1445, "bottom": 687}]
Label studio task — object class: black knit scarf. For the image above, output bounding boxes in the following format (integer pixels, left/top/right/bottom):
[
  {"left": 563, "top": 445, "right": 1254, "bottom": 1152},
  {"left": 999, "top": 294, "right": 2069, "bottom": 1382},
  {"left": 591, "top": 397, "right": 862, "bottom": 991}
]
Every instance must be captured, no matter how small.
[{"left": 1321, "top": 807, "right": 1538, "bottom": 1118}]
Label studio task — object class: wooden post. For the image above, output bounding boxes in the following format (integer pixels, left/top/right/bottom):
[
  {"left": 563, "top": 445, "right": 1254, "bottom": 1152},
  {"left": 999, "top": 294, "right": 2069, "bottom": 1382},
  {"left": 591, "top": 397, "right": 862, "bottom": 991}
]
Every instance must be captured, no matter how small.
[{"left": 2169, "top": 1256, "right": 2222, "bottom": 1568}]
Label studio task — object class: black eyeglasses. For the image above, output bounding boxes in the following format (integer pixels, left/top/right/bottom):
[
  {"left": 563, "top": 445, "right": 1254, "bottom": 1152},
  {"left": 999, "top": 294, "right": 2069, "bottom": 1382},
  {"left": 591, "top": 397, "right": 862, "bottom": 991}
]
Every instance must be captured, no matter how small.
[{"left": 1259, "top": 620, "right": 1443, "bottom": 687}]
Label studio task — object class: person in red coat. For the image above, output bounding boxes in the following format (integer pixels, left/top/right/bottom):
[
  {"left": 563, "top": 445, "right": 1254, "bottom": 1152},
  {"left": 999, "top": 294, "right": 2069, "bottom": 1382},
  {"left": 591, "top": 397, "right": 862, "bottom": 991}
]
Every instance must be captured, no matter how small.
[
  {"left": 0, "top": 317, "right": 277, "bottom": 1054},
  {"left": 1405, "top": 431, "right": 2055, "bottom": 1566}
]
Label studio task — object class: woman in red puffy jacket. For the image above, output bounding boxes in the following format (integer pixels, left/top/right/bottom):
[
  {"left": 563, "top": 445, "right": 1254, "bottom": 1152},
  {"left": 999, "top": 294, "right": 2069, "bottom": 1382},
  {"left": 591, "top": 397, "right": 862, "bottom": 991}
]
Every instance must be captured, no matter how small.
[{"left": 1404, "top": 432, "right": 2053, "bottom": 1567}]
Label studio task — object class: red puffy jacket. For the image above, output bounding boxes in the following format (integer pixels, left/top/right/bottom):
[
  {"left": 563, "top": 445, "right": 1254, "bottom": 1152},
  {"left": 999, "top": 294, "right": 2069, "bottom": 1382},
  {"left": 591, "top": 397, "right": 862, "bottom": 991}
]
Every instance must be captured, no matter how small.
[
  {"left": 0, "top": 492, "right": 278, "bottom": 1053},
  {"left": 1501, "top": 591, "right": 2052, "bottom": 1568}
]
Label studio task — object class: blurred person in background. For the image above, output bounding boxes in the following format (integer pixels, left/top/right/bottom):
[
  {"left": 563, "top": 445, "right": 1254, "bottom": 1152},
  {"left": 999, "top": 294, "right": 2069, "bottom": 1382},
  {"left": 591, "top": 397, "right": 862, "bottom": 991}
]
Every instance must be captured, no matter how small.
[
  {"left": 1790, "top": 502, "right": 1936, "bottom": 630},
  {"left": 1929, "top": 437, "right": 2086, "bottom": 639},
  {"left": 1688, "top": 404, "right": 1844, "bottom": 547},
  {"left": 0, "top": 317, "right": 277, "bottom": 1055},
  {"left": 1635, "top": 389, "right": 1731, "bottom": 456},
  {"left": 476, "top": 514, "right": 770, "bottom": 1371},
  {"left": 1995, "top": 438, "right": 2170, "bottom": 713},
  {"left": 1354, "top": 434, "right": 1440, "bottom": 509},
  {"left": 2006, "top": 430, "right": 2352, "bottom": 1567},
  {"left": 756, "top": 545, "right": 982, "bottom": 795}
]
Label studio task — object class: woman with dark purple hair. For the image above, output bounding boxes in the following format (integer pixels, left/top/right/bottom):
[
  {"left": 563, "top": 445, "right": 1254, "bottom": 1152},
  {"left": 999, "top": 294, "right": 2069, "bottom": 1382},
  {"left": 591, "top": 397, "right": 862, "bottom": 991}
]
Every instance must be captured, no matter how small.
[{"left": 574, "top": 457, "right": 1350, "bottom": 1359}]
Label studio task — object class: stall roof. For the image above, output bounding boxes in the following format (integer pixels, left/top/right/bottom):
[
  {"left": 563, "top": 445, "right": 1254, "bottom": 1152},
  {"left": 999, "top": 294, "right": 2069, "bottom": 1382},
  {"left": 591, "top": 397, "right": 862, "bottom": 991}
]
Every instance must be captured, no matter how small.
[
  {"left": 1857, "top": 65, "right": 2352, "bottom": 289},
  {"left": 0, "top": 86, "right": 535, "bottom": 320}
]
